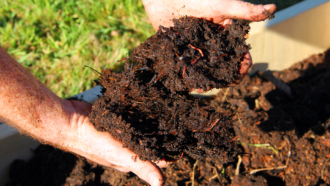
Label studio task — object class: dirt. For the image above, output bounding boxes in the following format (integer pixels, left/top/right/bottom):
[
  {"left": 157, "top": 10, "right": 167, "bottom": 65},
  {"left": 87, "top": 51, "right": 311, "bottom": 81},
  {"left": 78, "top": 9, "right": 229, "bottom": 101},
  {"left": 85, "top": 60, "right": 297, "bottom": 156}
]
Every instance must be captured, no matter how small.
[
  {"left": 220, "top": 49, "right": 330, "bottom": 186},
  {"left": 6, "top": 49, "right": 330, "bottom": 186},
  {"left": 89, "top": 17, "right": 250, "bottom": 162},
  {"left": 128, "top": 17, "right": 250, "bottom": 92}
]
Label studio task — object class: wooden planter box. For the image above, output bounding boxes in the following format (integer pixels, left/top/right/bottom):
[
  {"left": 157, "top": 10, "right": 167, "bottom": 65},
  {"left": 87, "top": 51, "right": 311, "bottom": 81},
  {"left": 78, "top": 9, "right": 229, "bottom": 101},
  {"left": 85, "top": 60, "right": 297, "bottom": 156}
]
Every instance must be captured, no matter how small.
[{"left": 1, "top": 0, "right": 330, "bottom": 185}]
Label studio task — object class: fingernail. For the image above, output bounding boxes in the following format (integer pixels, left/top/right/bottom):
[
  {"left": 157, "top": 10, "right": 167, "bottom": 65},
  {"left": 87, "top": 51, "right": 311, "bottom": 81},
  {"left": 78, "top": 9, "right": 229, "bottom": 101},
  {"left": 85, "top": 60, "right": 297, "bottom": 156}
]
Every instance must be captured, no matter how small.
[
  {"left": 149, "top": 173, "right": 162, "bottom": 186},
  {"left": 263, "top": 4, "right": 273, "bottom": 11}
]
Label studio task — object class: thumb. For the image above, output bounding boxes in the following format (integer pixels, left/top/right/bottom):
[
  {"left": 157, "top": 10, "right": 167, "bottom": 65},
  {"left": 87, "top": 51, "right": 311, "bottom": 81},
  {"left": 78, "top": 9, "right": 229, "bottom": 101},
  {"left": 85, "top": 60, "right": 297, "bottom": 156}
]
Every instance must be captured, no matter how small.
[
  {"left": 226, "top": 1, "right": 276, "bottom": 21},
  {"left": 130, "top": 159, "right": 163, "bottom": 186}
]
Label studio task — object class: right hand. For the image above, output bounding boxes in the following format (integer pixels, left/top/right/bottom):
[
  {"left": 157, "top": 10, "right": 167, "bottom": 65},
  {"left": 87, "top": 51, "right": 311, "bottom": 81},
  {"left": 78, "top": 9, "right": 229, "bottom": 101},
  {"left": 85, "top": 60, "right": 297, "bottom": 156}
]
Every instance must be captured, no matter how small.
[{"left": 54, "top": 100, "right": 169, "bottom": 186}]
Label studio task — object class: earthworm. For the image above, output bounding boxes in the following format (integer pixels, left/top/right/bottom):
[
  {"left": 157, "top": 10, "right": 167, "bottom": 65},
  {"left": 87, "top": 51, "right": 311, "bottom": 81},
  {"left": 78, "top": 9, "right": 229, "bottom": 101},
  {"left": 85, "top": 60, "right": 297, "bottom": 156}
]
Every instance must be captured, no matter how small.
[{"left": 189, "top": 44, "right": 204, "bottom": 57}]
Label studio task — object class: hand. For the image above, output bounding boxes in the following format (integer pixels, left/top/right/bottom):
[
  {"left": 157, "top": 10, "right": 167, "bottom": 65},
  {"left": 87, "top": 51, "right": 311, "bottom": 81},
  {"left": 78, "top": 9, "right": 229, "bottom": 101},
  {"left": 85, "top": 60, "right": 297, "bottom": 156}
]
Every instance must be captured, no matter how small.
[
  {"left": 59, "top": 100, "right": 168, "bottom": 186},
  {"left": 0, "top": 43, "right": 167, "bottom": 186},
  {"left": 142, "top": 0, "right": 276, "bottom": 90}
]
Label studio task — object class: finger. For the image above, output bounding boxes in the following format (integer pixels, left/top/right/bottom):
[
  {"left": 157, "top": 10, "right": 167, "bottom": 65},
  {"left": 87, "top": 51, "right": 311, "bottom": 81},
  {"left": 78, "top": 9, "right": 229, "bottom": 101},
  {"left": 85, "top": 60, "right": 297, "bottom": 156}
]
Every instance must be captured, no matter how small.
[
  {"left": 192, "top": 88, "right": 206, "bottom": 93},
  {"left": 110, "top": 164, "right": 131, "bottom": 173},
  {"left": 191, "top": 86, "right": 211, "bottom": 94},
  {"left": 155, "top": 160, "right": 171, "bottom": 168},
  {"left": 220, "top": 18, "right": 233, "bottom": 26},
  {"left": 240, "top": 51, "right": 252, "bottom": 76},
  {"left": 129, "top": 159, "right": 163, "bottom": 186},
  {"left": 232, "top": 51, "right": 252, "bottom": 86},
  {"left": 226, "top": 1, "right": 276, "bottom": 21}
]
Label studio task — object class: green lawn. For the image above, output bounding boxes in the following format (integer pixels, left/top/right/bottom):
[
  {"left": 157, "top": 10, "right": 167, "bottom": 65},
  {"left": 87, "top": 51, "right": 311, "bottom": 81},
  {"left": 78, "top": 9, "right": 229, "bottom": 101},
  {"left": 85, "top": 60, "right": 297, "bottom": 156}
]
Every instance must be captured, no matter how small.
[
  {"left": 0, "top": 0, "right": 304, "bottom": 98},
  {"left": 0, "top": 0, "right": 154, "bottom": 98}
]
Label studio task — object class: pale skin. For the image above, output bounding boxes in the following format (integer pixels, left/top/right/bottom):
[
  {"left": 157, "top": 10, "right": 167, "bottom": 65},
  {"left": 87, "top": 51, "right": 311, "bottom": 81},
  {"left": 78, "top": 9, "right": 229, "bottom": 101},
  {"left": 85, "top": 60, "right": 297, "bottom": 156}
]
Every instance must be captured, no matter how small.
[{"left": 0, "top": 1, "right": 276, "bottom": 186}]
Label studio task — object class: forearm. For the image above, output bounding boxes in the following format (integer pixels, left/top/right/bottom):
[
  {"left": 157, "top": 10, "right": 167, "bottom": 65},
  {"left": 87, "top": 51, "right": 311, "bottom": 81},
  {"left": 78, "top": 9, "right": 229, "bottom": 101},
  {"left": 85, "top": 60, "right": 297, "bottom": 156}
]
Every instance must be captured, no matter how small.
[{"left": 0, "top": 45, "right": 72, "bottom": 144}]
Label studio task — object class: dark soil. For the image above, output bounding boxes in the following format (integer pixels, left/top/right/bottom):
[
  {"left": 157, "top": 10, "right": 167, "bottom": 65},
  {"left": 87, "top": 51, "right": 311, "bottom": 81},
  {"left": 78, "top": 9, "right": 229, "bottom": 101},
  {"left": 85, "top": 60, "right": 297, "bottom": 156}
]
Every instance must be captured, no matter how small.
[
  {"left": 220, "top": 49, "right": 330, "bottom": 186},
  {"left": 7, "top": 49, "right": 330, "bottom": 186},
  {"left": 128, "top": 17, "right": 250, "bottom": 92},
  {"left": 89, "top": 17, "right": 250, "bottom": 162}
]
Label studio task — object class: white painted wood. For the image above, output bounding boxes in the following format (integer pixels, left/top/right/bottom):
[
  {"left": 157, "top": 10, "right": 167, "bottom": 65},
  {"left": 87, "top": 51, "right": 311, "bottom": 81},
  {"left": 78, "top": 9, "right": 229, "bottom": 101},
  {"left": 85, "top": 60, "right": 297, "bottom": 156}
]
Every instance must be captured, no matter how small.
[
  {"left": 70, "top": 85, "right": 103, "bottom": 103},
  {"left": 248, "top": 0, "right": 330, "bottom": 72},
  {"left": 266, "top": 0, "right": 330, "bottom": 27},
  {"left": 0, "top": 124, "right": 17, "bottom": 141},
  {"left": 0, "top": 133, "right": 40, "bottom": 186}
]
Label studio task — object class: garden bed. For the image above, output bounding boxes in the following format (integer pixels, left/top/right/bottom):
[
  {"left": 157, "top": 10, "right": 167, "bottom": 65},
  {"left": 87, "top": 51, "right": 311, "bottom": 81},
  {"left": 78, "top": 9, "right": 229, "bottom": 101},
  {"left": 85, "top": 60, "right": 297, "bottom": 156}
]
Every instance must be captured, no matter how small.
[
  {"left": 3, "top": 1, "right": 330, "bottom": 184},
  {"left": 6, "top": 49, "right": 330, "bottom": 186}
]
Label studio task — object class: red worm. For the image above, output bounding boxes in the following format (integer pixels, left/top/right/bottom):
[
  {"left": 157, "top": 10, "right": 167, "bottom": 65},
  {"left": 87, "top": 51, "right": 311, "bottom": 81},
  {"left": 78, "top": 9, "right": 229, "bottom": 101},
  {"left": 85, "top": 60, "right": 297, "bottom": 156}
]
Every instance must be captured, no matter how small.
[{"left": 182, "top": 66, "right": 187, "bottom": 78}]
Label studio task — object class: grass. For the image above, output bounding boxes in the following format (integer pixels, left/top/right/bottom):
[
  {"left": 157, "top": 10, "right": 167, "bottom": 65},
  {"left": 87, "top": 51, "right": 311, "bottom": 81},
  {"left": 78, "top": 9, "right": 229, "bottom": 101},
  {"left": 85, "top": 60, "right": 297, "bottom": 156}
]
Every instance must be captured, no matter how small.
[
  {"left": 0, "top": 0, "right": 154, "bottom": 98},
  {"left": 238, "top": 142, "right": 279, "bottom": 154},
  {"left": 0, "top": 0, "right": 304, "bottom": 98}
]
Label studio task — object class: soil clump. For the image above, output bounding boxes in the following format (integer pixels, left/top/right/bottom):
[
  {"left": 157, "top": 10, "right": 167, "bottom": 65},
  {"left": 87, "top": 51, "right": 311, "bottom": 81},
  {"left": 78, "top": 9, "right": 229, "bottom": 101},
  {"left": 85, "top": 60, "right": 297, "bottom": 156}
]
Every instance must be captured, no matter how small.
[
  {"left": 89, "top": 17, "right": 250, "bottom": 162},
  {"left": 128, "top": 17, "right": 250, "bottom": 92}
]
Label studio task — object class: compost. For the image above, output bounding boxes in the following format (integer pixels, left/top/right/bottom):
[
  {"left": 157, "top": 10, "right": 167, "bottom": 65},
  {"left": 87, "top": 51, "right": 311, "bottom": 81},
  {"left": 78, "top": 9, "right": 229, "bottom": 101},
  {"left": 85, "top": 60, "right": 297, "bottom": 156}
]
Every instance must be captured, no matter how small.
[
  {"left": 127, "top": 17, "right": 250, "bottom": 92},
  {"left": 89, "top": 17, "right": 250, "bottom": 162},
  {"left": 6, "top": 49, "right": 330, "bottom": 186}
]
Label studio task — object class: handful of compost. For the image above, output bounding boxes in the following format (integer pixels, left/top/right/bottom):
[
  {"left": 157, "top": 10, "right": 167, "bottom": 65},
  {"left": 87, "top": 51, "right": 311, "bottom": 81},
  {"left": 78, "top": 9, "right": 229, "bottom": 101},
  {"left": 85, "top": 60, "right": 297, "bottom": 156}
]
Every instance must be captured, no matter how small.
[{"left": 90, "top": 16, "right": 250, "bottom": 163}]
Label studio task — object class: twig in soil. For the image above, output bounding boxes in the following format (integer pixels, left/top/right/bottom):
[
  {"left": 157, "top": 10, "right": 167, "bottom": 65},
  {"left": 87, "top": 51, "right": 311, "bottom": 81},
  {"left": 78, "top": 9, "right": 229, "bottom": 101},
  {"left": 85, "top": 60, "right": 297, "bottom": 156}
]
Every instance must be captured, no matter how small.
[
  {"left": 222, "top": 87, "right": 230, "bottom": 102},
  {"left": 230, "top": 136, "right": 239, "bottom": 143},
  {"left": 200, "top": 118, "right": 220, "bottom": 132},
  {"left": 284, "top": 136, "right": 291, "bottom": 165},
  {"left": 250, "top": 165, "right": 288, "bottom": 174},
  {"left": 235, "top": 155, "right": 242, "bottom": 176},
  {"left": 238, "top": 143, "right": 278, "bottom": 154},
  {"left": 208, "top": 174, "right": 218, "bottom": 181},
  {"left": 217, "top": 54, "right": 228, "bottom": 59},
  {"left": 236, "top": 113, "right": 243, "bottom": 126},
  {"left": 191, "top": 160, "right": 199, "bottom": 186},
  {"left": 208, "top": 166, "right": 222, "bottom": 182},
  {"left": 250, "top": 136, "right": 291, "bottom": 175},
  {"left": 321, "top": 158, "right": 329, "bottom": 179}
]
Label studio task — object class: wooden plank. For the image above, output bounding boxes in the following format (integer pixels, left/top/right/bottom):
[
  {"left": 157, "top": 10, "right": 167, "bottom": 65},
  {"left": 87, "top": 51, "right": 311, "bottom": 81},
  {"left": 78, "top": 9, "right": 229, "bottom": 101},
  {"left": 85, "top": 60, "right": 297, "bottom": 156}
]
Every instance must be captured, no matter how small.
[
  {"left": 248, "top": 0, "right": 330, "bottom": 72},
  {"left": 0, "top": 133, "right": 40, "bottom": 186}
]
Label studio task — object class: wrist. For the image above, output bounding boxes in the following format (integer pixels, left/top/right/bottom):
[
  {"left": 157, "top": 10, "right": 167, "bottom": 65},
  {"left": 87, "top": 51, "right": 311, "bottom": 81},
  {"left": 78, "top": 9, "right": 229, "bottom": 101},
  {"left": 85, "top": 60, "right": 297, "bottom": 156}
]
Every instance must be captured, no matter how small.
[{"left": 52, "top": 100, "right": 93, "bottom": 153}]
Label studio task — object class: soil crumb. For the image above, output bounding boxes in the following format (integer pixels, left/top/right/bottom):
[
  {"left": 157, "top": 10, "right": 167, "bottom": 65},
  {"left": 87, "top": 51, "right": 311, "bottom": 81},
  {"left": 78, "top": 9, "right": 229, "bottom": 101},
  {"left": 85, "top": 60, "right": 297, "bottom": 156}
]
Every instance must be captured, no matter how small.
[{"left": 89, "top": 17, "right": 251, "bottom": 162}]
